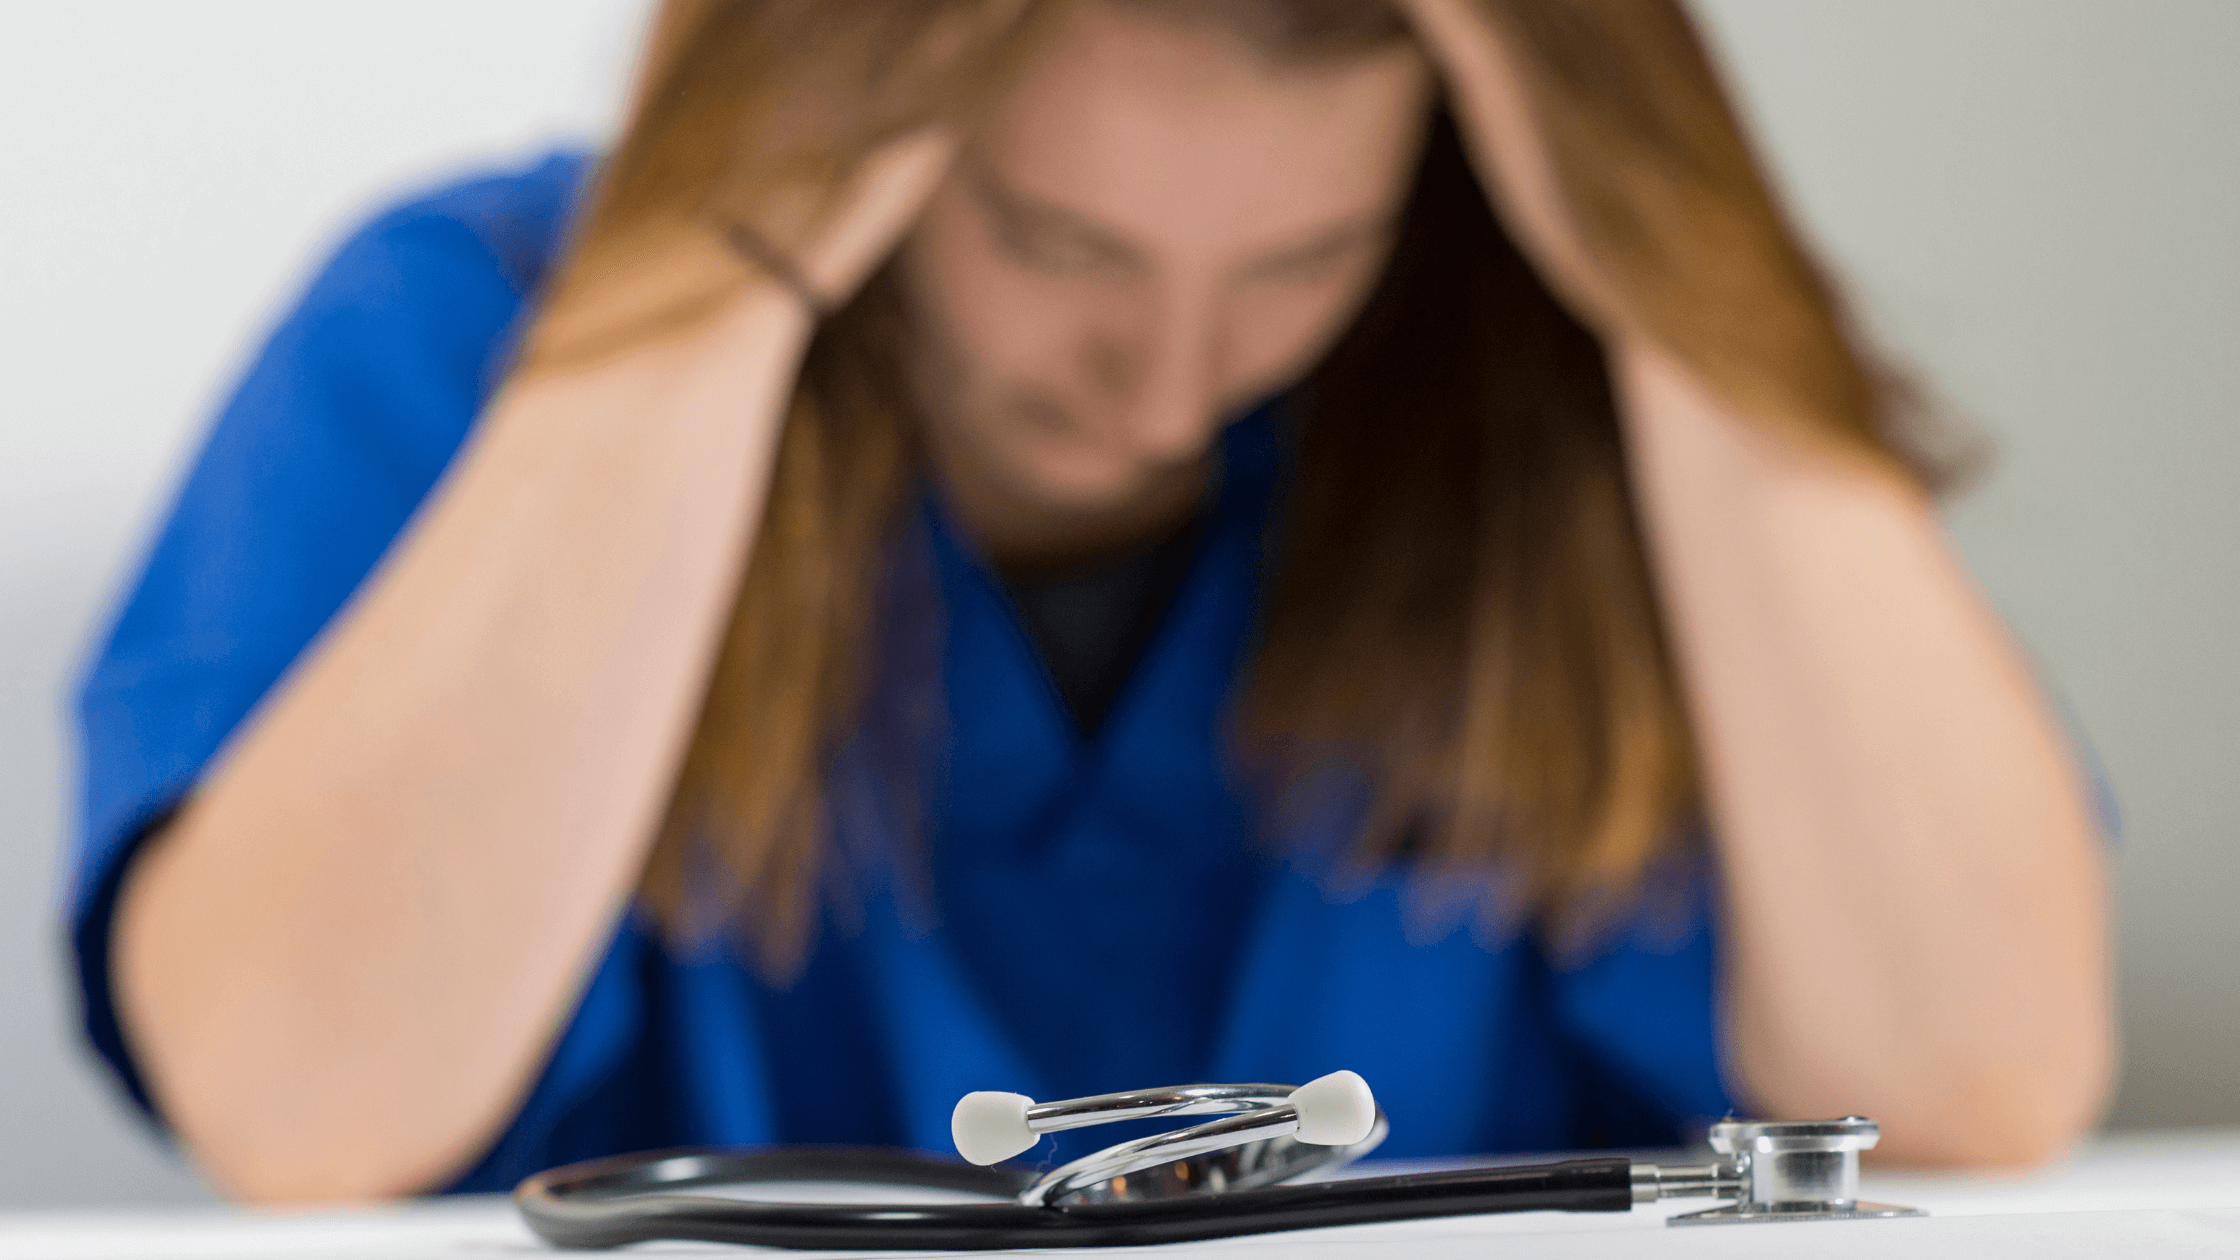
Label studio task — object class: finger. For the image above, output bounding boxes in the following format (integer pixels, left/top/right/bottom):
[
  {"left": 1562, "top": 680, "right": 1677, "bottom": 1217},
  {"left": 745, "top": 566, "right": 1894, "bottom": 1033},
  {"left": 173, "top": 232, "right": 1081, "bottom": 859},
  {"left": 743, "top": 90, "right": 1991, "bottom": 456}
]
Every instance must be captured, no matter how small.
[
  {"left": 1393, "top": 0, "right": 1624, "bottom": 332},
  {"left": 798, "top": 126, "right": 961, "bottom": 302}
]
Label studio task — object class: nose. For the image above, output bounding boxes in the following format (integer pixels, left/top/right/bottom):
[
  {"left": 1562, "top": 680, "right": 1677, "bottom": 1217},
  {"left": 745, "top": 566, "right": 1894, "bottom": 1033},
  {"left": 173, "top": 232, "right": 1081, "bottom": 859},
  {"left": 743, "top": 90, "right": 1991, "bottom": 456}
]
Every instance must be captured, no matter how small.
[{"left": 1102, "top": 285, "right": 1226, "bottom": 465}]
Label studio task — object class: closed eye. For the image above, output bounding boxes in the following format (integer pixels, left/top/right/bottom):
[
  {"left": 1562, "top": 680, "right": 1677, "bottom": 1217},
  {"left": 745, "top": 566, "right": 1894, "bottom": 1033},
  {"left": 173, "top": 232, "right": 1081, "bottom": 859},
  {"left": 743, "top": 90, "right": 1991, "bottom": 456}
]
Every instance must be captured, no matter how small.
[
  {"left": 1243, "top": 221, "right": 1393, "bottom": 285},
  {"left": 998, "top": 214, "right": 1136, "bottom": 274},
  {"left": 972, "top": 159, "right": 1143, "bottom": 277}
]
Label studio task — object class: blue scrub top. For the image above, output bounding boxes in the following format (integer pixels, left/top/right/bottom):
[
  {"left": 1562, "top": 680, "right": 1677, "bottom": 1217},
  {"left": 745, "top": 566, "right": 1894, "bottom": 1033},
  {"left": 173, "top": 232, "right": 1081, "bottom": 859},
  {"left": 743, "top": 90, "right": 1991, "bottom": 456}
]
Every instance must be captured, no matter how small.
[{"left": 67, "top": 151, "right": 1736, "bottom": 1193}]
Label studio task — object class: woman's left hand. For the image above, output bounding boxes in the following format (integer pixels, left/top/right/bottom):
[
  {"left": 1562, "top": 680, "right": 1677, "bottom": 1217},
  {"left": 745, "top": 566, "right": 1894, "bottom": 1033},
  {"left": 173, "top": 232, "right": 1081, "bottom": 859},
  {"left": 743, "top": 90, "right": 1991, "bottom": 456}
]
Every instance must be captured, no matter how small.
[{"left": 1388, "top": 0, "right": 1627, "bottom": 338}]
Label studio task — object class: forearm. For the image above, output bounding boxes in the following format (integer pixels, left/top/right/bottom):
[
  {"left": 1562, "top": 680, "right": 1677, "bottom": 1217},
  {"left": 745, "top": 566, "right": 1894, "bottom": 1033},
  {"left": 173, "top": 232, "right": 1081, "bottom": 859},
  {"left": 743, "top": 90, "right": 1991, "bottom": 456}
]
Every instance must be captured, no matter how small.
[
  {"left": 114, "top": 287, "right": 812, "bottom": 1202},
  {"left": 1616, "top": 341, "right": 2113, "bottom": 1165}
]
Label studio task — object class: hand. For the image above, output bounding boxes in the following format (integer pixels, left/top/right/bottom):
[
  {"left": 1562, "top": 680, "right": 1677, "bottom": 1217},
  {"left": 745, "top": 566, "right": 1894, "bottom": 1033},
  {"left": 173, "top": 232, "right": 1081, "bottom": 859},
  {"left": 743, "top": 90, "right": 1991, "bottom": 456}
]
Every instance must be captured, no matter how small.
[
  {"left": 1389, "top": 0, "right": 1628, "bottom": 339},
  {"left": 770, "top": 126, "right": 960, "bottom": 309},
  {"left": 530, "top": 128, "right": 956, "bottom": 365}
]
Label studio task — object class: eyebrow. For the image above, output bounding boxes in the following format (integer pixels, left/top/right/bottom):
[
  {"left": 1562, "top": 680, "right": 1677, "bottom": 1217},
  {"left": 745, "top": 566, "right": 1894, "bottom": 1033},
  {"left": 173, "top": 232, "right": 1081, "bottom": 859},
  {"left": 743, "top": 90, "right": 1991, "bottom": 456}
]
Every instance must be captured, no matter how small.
[
  {"left": 1240, "top": 214, "right": 1397, "bottom": 277},
  {"left": 967, "top": 152, "right": 1400, "bottom": 279},
  {"left": 968, "top": 155, "right": 1145, "bottom": 270}
]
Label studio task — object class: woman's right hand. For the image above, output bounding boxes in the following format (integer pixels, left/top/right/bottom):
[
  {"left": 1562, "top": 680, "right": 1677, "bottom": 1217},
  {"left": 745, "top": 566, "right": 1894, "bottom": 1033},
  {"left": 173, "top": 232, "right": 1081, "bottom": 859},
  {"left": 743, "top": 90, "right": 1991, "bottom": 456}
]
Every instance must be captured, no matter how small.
[{"left": 785, "top": 127, "right": 959, "bottom": 309}]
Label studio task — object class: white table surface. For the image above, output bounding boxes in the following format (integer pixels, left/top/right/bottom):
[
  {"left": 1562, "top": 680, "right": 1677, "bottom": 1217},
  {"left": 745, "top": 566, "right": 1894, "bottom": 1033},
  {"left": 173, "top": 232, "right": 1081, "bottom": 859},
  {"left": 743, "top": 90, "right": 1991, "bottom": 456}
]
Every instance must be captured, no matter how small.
[{"left": 7, "top": 1128, "right": 2238, "bottom": 1259}]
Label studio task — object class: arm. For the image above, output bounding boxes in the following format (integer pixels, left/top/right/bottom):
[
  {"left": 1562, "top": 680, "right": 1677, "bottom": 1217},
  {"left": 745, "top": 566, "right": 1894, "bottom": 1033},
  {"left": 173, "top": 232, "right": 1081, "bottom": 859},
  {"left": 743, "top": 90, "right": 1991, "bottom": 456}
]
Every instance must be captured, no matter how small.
[
  {"left": 111, "top": 134, "right": 953, "bottom": 1203},
  {"left": 1396, "top": 0, "right": 2112, "bottom": 1164},
  {"left": 1618, "top": 342, "right": 2111, "bottom": 1166},
  {"left": 114, "top": 288, "right": 810, "bottom": 1204}
]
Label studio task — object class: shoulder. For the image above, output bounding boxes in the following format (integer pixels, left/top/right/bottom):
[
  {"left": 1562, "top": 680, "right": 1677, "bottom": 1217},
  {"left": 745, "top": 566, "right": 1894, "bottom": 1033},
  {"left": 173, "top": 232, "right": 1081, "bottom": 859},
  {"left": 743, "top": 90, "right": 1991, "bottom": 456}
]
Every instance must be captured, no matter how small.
[
  {"left": 87, "top": 149, "right": 610, "bottom": 664},
  {"left": 278, "top": 149, "right": 596, "bottom": 389},
  {"left": 339, "top": 149, "right": 594, "bottom": 296}
]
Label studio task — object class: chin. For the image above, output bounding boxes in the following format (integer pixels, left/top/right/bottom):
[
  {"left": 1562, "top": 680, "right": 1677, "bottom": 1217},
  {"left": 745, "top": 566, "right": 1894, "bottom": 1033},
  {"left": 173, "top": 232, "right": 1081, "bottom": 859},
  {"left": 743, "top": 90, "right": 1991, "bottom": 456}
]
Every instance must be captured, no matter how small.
[
  {"left": 1012, "top": 447, "right": 1149, "bottom": 512},
  {"left": 1029, "top": 471, "right": 1147, "bottom": 516}
]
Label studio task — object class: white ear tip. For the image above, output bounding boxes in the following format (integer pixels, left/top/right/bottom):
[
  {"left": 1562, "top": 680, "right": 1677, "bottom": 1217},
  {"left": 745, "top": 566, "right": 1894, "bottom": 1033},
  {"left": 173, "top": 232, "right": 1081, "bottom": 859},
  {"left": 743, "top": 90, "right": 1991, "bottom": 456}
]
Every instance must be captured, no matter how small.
[
  {"left": 1290, "top": 1070, "right": 1376, "bottom": 1146},
  {"left": 952, "top": 1091, "right": 1038, "bottom": 1166}
]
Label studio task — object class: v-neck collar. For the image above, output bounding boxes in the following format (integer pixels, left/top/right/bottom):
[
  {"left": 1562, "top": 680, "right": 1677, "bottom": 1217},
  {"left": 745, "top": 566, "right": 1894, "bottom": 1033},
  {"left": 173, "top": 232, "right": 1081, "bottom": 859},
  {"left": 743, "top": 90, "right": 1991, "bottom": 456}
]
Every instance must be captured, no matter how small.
[{"left": 921, "top": 407, "right": 1284, "bottom": 763}]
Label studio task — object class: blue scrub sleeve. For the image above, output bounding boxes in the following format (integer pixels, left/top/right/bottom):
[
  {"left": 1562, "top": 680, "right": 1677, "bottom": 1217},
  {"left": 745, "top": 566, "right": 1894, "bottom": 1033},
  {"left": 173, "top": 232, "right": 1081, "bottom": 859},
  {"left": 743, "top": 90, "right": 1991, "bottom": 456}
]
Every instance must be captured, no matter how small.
[{"left": 65, "top": 152, "right": 589, "bottom": 1120}]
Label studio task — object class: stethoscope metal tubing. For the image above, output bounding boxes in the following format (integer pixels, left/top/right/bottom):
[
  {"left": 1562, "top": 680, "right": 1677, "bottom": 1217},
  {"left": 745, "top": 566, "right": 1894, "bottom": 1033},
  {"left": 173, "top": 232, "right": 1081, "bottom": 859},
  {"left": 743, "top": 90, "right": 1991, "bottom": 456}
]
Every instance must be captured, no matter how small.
[{"left": 514, "top": 1148, "right": 1634, "bottom": 1251}]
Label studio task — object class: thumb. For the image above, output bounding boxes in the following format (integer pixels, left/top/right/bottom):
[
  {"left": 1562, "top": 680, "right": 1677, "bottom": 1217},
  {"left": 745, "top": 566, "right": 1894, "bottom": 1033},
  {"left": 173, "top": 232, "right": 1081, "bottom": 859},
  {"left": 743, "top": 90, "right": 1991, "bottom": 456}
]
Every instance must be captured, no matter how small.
[{"left": 791, "top": 126, "right": 960, "bottom": 307}]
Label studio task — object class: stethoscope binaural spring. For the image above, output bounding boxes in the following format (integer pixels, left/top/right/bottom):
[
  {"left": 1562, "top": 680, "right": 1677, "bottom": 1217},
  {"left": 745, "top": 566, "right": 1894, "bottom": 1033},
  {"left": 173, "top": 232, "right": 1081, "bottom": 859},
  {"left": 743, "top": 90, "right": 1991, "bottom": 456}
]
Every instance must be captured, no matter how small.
[{"left": 513, "top": 1071, "right": 1922, "bottom": 1251}]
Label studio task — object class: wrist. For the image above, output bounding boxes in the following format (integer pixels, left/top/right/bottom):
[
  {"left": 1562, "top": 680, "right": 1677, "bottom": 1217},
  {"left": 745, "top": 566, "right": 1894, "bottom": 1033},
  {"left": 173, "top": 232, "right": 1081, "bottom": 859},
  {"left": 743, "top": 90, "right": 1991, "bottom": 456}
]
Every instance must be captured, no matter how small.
[
  {"left": 721, "top": 220, "right": 836, "bottom": 322},
  {"left": 1615, "top": 338, "right": 1923, "bottom": 509}
]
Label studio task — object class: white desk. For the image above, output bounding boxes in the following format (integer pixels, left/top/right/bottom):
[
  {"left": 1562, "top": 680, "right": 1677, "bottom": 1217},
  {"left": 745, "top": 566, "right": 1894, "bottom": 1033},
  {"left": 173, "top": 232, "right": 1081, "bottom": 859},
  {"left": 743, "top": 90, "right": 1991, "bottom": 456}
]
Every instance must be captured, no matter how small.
[{"left": 7, "top": 1129, "right": 2238, "bottom": 1259}]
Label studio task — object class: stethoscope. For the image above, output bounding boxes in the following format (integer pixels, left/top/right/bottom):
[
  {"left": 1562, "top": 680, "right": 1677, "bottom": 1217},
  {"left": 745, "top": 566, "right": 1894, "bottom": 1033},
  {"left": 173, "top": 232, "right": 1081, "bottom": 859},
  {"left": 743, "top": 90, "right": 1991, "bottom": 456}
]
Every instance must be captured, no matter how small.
[{"left": 514, "top": 1071, "right": 1922, "bottom": 1250}]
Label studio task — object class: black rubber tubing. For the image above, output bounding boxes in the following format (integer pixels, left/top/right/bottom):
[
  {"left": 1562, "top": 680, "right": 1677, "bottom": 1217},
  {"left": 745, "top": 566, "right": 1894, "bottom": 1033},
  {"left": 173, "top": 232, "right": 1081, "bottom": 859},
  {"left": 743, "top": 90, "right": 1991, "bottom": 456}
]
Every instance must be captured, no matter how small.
[{"left": 514, "top": 1145, "right": 1635, "bottom": 1251}]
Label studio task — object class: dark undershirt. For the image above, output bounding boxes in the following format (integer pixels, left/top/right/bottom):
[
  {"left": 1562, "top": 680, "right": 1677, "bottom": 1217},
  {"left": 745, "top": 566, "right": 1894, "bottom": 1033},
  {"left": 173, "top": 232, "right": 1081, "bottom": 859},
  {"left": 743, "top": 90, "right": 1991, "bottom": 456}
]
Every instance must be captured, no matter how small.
[{"left": 1000, "top": 518, "right": 1203, "bottom": 734}]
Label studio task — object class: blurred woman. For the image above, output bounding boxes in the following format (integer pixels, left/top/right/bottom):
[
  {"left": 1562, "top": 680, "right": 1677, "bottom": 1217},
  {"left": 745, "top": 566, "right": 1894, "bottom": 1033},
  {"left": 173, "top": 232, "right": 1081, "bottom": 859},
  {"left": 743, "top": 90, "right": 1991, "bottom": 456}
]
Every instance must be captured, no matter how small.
[{"left": 70, "top": 0, "right": 2111, "bottom": 1202}]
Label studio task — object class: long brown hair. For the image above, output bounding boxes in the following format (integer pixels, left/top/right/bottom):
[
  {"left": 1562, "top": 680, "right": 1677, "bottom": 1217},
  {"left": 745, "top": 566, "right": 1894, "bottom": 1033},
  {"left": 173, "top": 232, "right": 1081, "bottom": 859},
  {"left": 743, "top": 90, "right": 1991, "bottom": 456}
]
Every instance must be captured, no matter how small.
[{"left": 519, "top": 0, "right": 1931, "bottom": 973}]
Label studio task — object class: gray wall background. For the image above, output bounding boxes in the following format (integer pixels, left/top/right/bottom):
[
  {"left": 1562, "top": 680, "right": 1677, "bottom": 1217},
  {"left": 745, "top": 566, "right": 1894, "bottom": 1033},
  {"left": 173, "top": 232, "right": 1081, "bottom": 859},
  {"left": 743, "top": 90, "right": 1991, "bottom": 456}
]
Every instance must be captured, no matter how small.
[{"left": 1, "top": 0, "right": 2232, "bottom": 1207}]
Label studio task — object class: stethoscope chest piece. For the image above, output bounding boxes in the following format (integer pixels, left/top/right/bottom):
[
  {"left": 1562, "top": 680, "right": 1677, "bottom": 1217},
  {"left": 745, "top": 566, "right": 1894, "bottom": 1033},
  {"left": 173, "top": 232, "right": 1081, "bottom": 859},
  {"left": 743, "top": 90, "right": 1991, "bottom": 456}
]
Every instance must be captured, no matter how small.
[{"left": 1664, "top": 1117, "right": 1923, "bottom": 1226}]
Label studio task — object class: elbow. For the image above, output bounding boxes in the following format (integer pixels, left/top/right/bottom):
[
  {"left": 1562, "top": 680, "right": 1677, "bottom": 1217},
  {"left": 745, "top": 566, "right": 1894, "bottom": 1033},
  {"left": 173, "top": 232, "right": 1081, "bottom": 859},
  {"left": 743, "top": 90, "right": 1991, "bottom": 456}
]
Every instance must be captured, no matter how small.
[
  {"left": 1870, "top": 1030, "right": 2119, "bottom": 1170},
  {"left": 1735, "top": 991, "right": 2119, "bottom": 1171},
  {"left": 1888, "top": 1103, "right": 2090, "bottom": 1171},
  {"left": 192, "top": 1130, "right": 458, "bottom": 1206},
  {"left": 139, "top": 1062, "right": 466, "bottom": 1205},
  {"left": 148, "top": 1046, "right": 471, "bottom": 1206}
]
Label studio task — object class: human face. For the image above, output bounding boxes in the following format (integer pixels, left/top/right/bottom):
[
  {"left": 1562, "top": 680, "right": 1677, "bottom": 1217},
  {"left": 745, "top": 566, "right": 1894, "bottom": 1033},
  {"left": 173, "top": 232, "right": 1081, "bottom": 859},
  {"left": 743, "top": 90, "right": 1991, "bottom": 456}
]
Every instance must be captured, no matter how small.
[{"left": 898, "top": 4, "right": 1433, "bottom": 561}]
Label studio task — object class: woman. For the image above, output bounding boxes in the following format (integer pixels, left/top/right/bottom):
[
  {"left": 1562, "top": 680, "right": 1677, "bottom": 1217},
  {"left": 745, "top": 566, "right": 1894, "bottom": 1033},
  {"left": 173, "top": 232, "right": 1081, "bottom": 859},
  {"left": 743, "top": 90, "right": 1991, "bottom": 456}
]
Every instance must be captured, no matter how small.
[{"left": 71, "top": 0, "right": 2112, "bottom": 1203}]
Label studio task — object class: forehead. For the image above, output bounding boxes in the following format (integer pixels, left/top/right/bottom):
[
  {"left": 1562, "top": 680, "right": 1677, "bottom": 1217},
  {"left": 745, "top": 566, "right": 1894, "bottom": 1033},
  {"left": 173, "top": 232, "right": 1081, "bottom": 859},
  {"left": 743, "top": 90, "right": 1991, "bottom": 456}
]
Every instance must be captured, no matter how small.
[{"left": 975, "top": 6, "right": 1431, "bottom": 256}]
